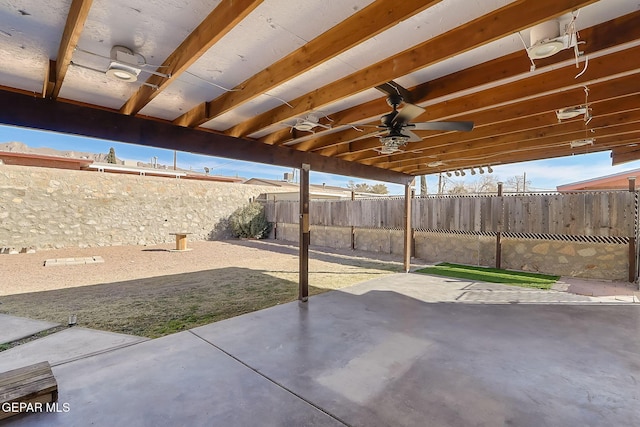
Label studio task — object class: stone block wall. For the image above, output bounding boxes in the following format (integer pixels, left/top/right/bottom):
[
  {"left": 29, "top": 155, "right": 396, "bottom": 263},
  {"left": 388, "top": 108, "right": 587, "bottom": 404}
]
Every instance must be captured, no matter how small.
[
  {"left": 501, "top": 238, "right": 627, "bottom": 281},
  {"left": 0, "top": 164, "right": 276, "bottom": 250},
  {"left": 415, "top": 232, "right": 496, "bottom": 267},
  {"left": 354, "top": 228, "right": 405, "bottom": 255},
  {"left": 272, "top": 224, "right": 629, "bottom": 281},
  {"left": 311, "top": 226, "right": 352, "bottom": 249}
]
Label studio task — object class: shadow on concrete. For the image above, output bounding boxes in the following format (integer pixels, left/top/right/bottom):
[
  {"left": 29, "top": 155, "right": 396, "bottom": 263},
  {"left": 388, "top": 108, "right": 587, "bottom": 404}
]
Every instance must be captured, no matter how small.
[
  {"left": 191, "top": 287, "right": 640, "bottom": 427},
  {"left": 5, "top": 283, "right": 637, "bottom": 426}
]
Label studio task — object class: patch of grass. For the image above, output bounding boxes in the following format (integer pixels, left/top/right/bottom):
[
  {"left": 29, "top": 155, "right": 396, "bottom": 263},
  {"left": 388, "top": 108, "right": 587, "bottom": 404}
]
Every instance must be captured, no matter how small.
[
  {"left": 0, "top": 264, "right": 400, "bottom": 339},
  {"left": 0, "top": 325, "right": 68, "bottom": 352},
  {"left": 416, "top": 262, "right": 558, "bottom": 289}
]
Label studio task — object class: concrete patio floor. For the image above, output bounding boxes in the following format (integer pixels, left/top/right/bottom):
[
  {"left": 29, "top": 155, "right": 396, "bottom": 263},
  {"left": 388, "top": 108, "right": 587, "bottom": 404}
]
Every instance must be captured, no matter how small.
[{"left": 2, "top": 273, "right": 639, "bottom": 426}]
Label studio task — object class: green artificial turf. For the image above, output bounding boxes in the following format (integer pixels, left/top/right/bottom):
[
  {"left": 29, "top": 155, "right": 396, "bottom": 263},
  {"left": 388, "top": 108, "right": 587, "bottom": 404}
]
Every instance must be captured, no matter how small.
[{"left": 416, "top": 262, "right": 559, "bottom": 289}]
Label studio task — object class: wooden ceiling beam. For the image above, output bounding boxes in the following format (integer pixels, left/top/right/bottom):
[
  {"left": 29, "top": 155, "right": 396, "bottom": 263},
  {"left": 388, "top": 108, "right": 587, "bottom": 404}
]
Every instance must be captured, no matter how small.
[
  {"left": 333, "top": 45, "right": 640, "bottom": 160},
  {"left": 406, "top": 135, "right": 640, "bottom": 176},
  {"left": 121, "top": 0, "right": 263, "bottom": 116},
  {"left": 395, "top": 127, "right": 640, "bottom": 175},
  {"left": 0, "top": 90, "right": 412, "bottom": 185},
  {"left": 393, "top": 120, "right": 640, "bottom": 174},
  {"left": 227, "top": 0, "right": 598, "bottom": 138},
  {"left": 174, "top": 0, "right": 441, "bottom": 128},
  {"left": 364, "top": 92, "right": 640, "bottom": 167},
  {"left": 611, "top": 146, "right": 640, "bottom": 166},
  {"left": 290, "top": 10, "right": 640, "bottom": 153},
  {"left": 47, "top": 0, "right": 93, "bottom": 99}
]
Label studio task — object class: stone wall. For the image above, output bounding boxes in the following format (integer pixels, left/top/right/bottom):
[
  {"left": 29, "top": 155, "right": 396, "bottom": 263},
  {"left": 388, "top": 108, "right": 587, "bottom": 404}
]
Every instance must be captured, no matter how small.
[
  {"left": 415, "top": 232, "right": 496, "bottom": 267},
  {"left": 272, "top": 224, "right": 629, "bottom": 281},
  {"left": 501, "top": 238, "right": 627, "bottom": 281},
  {"left": 0, "top": 164, "right": 276, "bottom": 250}
]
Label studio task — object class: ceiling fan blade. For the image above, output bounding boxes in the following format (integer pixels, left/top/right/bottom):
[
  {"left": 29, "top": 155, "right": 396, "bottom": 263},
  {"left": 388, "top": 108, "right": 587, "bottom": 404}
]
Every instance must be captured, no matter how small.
[
  {"left": 411, "top": 121, "right": 474, "bottom": 131},
  {"left": 404, "top": 130, "right": 422, "bottom": 142},
  {"left": 394, "top": 103, "right": 424, "bottom": 125}
]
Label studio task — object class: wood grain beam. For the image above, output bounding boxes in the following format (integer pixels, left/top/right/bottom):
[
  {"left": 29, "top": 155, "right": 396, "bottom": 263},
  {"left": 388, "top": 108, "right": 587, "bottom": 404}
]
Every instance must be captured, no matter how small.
[
  {"left": 227, "top": 0, "right": 598, "bottom": 138},
  {"left": 174, "top": 0, "right": 441, "bottom": 127},
  {"left": 334, "top": 44, "right": 640, "bottom": 160},
  {"left": 394, "top": 120, "right": 640, "bottom": 174},
  {"left": 365, "top": 91, "right": 640, "bottom": 167},
  {"left": 42, "top": 60, "right": 56, "bottom": 98},
  {"left": 288, "top": 10, "right": 640, "bottom": 152},
  {"left": 0, "top": 90, "right": 412, "bottom": 185},
  {"left": 48, "top": 0, "right": 93, "bottom": 99},
  {"left": 344, "top": 76, "right": 640, "bottom": 162},
  {"left": 394, "top": 121, "right": 640, "bottom": 174},
  {"left": 406, "top": 135, "right": 640, "bottom": 175},
  {"left": 121, "top": 0, "right": 263, "bottom": 116},
  {"left": 612, "top": 146, "right": 640, "bottom": 166}
]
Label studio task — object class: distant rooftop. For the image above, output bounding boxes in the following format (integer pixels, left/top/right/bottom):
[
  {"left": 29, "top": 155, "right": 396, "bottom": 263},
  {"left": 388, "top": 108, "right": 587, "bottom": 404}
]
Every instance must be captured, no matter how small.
[{"left": 557, "top": 168, "right": 640, "bottom": 192}]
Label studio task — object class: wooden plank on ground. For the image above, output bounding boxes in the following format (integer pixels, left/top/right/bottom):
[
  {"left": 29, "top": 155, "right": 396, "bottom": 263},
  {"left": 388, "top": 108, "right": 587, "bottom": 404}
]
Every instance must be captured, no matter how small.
[{"left": 0, "top": 361, "right": 58, "bottom": 420}]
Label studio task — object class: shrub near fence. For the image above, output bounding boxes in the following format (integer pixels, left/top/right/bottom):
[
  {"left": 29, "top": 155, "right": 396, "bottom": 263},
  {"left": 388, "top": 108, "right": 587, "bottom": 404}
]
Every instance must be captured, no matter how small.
[{"left": 264, "top": 191, "right": 638, "bottom": 282}]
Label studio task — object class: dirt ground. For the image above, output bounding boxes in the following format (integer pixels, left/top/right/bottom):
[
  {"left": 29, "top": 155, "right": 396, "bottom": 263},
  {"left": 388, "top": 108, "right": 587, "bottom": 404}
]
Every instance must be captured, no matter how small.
[{"left": 0, "top": 239, "right": 404, "bottom": 337}]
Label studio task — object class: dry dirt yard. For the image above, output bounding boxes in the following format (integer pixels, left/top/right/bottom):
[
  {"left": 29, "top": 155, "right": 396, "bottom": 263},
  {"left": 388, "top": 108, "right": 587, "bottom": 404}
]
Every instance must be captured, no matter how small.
[{"left": 0, "top": 240, "right": 403, "bottom": 338}]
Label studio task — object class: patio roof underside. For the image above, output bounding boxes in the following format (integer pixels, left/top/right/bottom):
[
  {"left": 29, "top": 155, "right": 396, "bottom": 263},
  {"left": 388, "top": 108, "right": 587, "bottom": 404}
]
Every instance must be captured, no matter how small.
[{"left": 0, "top": 0, "right": 639, "bottom": 185}]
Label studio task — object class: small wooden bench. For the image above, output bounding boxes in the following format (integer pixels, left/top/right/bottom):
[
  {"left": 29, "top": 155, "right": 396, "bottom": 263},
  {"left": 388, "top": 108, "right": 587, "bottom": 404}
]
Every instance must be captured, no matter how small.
[
  {"left": 169, "top": 232, "right": 192, "bottom": 251},
  {"left": 0, "top": 361, "right": 58, "bottom": 420}
]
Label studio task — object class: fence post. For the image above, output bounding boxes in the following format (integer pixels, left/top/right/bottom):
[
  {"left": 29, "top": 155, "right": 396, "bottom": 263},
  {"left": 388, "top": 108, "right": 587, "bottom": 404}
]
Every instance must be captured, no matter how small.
[
  {"left": 496, "top": 182, "right": 503, "bottom": 269},
  {"left": 403, "top": 179, "right": 415, "bottom": 273},
  {"left": 629, "top": 177, "right": 637, "bottom": 283},
  {"left": 299, "top": 164, "right": 310, "bottom": 302},
  {"left": 351, "top": 190, "right": 355, "bottom": 250},
  {"left": 411, "top": 188, "right": 416, "bottom": 257},
  {"left": 273, "top": 197, "right": 278, "bottom": 240}
]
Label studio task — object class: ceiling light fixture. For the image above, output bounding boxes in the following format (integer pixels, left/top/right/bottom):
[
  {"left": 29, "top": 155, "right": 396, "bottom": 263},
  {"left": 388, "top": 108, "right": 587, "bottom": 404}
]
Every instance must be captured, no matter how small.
[
  {"left": 570, "top": 138, "right": 595, "bottom": 148},
  {"left": 556, "top": 106, "right": 587, "bottom": 120},
  {"left": 106, "top": 46, "right": 142, "bottom": 83},
  {"left": 526, "top": 18, "right": 578, "bottom": 60},
  {"left": 478, "top": 167, "right": 484, "bottom": 174},
  {"left": 446, "top": 172, "right": 452, "bottom": 177},
  {"left": 470, "top": 168, "right": 476, "bottom": 175},
  {"left": 375, "top": 145, "right": 402, "bottom": 155},
  {"left": 292, "top": 112, "right": 332, "bottom": 132},
  {"left": 379, "top": 134, "right": 410, "bottom": 146},
  {"left": 521, "top": 11, "right": 584, "bottom": 72},
  {"left": 487, "top": 166, "right": 493, "bottom": 173}
]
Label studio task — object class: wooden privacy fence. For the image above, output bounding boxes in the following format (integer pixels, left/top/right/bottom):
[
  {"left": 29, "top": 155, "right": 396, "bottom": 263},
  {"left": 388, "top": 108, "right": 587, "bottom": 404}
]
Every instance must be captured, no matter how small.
[{"left": 264, "top": 192, "right": 637, "bottom": 237}]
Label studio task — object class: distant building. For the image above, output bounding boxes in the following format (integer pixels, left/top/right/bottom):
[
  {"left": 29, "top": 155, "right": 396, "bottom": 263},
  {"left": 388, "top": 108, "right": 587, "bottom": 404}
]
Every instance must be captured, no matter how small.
[
  {"left": 0, "top": 151, "right": 93, "bottom": 170},
  {"left": 557, "top": 169, "right": 639, "bottom": 192},
  {"left": 0, "top": 151, "right": 243, "bottom": 183},
  {"left": 245, "top": 176, "right": 385, "bottom": 200}
]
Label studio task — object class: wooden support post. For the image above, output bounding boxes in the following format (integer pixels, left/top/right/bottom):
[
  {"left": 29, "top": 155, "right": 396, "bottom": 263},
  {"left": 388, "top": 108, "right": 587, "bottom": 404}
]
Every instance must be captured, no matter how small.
[
  {"left": 403, "top": 179, "right": 415, "bottom": 273},
  {"left": 496, "top": 182, "right": 503, "bottom": 269},
  {"left": 351, "top": 190, "right": 355, "bottom": 250},
  {"left": 299, "top": 164, "right": 310, "bottom": 302},
  {"left": 628, "top": 177, "right": 637, "bottom": 283}
]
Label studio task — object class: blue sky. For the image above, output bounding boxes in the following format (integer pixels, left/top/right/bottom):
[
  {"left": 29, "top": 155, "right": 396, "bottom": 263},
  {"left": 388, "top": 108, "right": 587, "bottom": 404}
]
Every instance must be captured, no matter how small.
[{"left": 2, "top": 124, "right": 639, "bottom": 195}]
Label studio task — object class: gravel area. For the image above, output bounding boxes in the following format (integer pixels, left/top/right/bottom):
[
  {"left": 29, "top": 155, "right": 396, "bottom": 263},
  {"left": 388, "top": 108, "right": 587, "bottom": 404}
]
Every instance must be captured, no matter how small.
[{"left": 0, "top": 239, "right": 404, "bottom": 297}]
